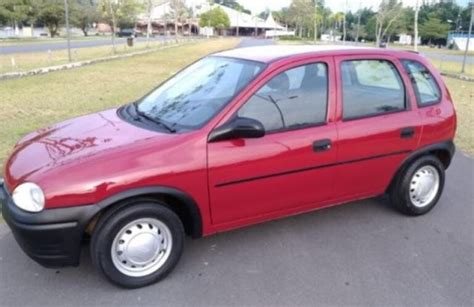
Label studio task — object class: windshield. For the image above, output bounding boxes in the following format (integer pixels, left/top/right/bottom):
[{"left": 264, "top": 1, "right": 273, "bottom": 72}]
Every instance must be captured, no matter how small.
[{"left": 137, "top": 56, "right": 265, "bottom": 130}]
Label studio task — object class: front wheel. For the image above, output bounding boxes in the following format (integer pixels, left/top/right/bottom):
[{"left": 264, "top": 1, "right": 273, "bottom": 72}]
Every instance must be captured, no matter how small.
[
  {"left": 390, "top": 155, "right": 445, "bottom": 216},
  {"left": 91, "top": 201, "right": 184, "bottom": 288}
]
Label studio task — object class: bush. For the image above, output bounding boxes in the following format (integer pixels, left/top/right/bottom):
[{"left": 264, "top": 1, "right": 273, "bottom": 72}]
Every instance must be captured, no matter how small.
[{"left": 278, "top": 36, "right": 302, "bottom": 41}]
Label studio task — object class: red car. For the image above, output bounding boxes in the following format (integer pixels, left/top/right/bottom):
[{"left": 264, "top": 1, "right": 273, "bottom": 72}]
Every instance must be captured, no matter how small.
[{"left": 1, "top": 45, "right": 456, "bottom": 288}]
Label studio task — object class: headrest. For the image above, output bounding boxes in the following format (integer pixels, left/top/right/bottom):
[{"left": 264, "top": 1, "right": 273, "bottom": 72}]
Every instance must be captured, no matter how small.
[{"left": 268, "top": 73, "right": 290, "bottom": 91}]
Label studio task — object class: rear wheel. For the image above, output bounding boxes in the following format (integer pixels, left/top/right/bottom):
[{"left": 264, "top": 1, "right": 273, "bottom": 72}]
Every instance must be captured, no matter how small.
[
  {"left": 91, "top": 201, "right": 184, "bottom": 288},
  {"left": 390, "top": 155, "right": 445, "bottom": 216}
]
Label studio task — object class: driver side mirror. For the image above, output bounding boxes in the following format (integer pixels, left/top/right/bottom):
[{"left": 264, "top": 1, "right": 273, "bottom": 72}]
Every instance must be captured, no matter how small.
[{"left": 208, "top": 117, "right": 265, "bottom": 142}]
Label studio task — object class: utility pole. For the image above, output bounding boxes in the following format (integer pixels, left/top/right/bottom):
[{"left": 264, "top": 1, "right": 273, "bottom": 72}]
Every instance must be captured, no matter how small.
[
  {"left": 109, "top": 0, "right": 118, "bottom": 54},
  {"left": 147, "top": 0, "right": 153, "bottom": 44},
  {"left": 414, "top": 0, "right": 419, "bottom": 52},
  {"left": 355, "top": 1, "right": 362, "bottom": 44},
  {"left": 342, "top": 15, "right": 346, "bottom": 44},
  {"left": 236, "top": 7, "right": 240, "bottom": 36},
  {"left": 461, "top": 1, "right": 473, "bottom": 74},
  {"left": 314, "top": 0, "right": 318, "bottom": 43},
  {"left": 255, "top": 17, "right": 258, "bottom": 37},
  {"left": 342, "top": 0, "right": 347, "bottom": 44},
  {"left": 64, "top": 0, "right": 72, "bottom": 62}
]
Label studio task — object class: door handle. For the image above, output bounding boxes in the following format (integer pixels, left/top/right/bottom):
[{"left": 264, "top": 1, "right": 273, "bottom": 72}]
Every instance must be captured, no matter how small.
[
  {"left": 400, "top": 127, "right": 415, "bottom": 139},
  {"left": 313, "top": 139, "right": 332, "bottom": 152}
]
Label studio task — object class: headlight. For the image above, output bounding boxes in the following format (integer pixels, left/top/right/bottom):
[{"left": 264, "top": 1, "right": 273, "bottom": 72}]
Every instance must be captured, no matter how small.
[{"left": 12, "top": 183, "right": 45, "bottom": 212}]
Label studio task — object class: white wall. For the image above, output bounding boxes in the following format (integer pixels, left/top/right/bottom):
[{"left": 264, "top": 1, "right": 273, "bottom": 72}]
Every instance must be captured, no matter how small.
[{"left": 453, "top": 37, "right": 474, "bottom": 51}]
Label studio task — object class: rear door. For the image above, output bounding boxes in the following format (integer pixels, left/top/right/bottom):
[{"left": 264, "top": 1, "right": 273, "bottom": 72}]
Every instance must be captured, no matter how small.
[
  {"left": 207, "top": 57, "right": 338, "bottom": 227},
  {"left": 333, "top": 55, "right": 421, "bottom": 198}
]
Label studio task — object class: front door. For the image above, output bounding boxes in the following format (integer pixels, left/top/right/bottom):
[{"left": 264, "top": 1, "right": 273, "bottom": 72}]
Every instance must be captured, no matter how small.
[{"left": 207, "top": 58, "right": 338, "bottom": 227}]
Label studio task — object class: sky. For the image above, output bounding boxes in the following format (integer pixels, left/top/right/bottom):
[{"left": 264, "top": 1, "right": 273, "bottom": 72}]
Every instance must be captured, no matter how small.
[{"left": 231, "top": 0, "right": 470, "bottom": 14}]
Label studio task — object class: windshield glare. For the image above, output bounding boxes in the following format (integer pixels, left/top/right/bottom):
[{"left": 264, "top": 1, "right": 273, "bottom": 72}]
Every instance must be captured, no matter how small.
[{"left": 137, "top": 56, "right": 265, "bottom": 130}]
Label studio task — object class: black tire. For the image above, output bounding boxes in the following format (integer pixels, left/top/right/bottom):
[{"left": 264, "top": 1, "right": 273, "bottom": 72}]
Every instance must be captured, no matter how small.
[
  {"left": 390, "top": 155, "right": 445, "bottom": 216},
  {"left": 90, "top": 199, "right": 184, "bottom": 288}
]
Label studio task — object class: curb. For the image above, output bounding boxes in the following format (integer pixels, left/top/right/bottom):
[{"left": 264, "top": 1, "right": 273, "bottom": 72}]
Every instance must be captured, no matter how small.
[
  {"left": 0, "top": 39, "right": 200, "bottom": 81},
  {"left": 440, "top": 72, "right": 474, "bottom": 82}
]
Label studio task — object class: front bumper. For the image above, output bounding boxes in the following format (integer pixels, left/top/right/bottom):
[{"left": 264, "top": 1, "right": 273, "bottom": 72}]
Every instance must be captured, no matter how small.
[{"left": 1, "top": 181, "right": 100, "bottom": 268}]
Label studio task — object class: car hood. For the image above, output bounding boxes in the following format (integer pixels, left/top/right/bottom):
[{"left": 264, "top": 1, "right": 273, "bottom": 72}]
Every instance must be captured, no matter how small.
[{"left": 4, "top": 108, "right": 168, "bottom": 188}]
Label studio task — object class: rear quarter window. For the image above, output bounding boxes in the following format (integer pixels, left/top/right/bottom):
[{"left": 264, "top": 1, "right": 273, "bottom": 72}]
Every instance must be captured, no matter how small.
[{"left": 402, "top": 60, "right": 441, "bottom": 106}]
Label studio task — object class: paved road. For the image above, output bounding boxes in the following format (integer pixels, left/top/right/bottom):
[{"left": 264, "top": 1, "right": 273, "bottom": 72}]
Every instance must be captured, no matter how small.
[
  {"left": 3, "top": 36, "right": 472, "bottom": 65},
  {"left": 420, "top": 50, "right": 474, "bottom": 65},
  {"left": 0, "top": 151, "right": 472, "bottom": 306},
  {"left": 0, "top": 36, "right": 171, "bottom": 55},
  {"left": 0, "top": 38, "right": 472, "bottom": 306}
]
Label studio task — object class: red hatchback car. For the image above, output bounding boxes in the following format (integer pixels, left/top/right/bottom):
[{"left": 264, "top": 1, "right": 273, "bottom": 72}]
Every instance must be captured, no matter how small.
[{"left": 1, "top": 46, "right": 456, "bottom": 288}]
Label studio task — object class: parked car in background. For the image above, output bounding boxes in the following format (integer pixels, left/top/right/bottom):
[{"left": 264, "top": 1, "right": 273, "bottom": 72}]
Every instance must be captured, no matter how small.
[
  {"left": 117, "top": 28, "right": 135, "bottom": 38},
  {"left": 1, "top": 45, "right": 456, "bottom": 288}
]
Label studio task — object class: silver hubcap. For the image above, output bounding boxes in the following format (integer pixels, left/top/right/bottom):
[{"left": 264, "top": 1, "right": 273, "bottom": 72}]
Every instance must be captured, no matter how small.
[
  {"left": 409, "top": 165, "right": 440, "bottom": 208},
  {"left": 111, "top": 218, "right": 172, "bottom": 277}
]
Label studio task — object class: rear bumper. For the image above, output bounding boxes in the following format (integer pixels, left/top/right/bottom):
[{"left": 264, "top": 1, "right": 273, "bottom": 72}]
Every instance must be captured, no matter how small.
[{"left": 0, "top": 181, "right": 100, "bottom": 268}]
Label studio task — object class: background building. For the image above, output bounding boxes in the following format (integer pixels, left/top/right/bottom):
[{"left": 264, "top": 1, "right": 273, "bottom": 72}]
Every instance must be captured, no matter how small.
[{"left": 135, "top": 1, "right": 290, "bottom": 37}]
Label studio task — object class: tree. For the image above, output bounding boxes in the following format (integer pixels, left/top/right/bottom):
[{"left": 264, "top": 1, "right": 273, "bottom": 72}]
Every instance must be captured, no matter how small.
[
  {"left": 0, "top": 0, "right": 30, "bottom": 30},
  {"left": 99, "top": 0, "right": 142, "bottom": 53},
  {"left": 199, "top": 6, "right": 229, "bottom": 34},
  {"left": 25, "top": 0, "right": 42, "bottom": 32},
  {"left": 380, "top": 7, "right": 413, "bottom": 43},
  {"left": 288, "top": 0, "right": 314, "bottom": 38},
  {"left": 329, "top": 11, "right": 344, "bottom": 34},
  {"left": 374, "top": 0, "right": 403, "bottom": 46},
  {"left": 355, "top": 7, "right": 376, "bottom": 41},
  {"left": 144, "top": 0, "right": 165, "bottom": 40},
  {"left": 313, "top": 0, "right": 324, "bottom": 42},
  {"left": 319, "top": 6, "right": 332, "bottom": 36},
  {"left": 272, "top": 7, "right": 292, "bottom": 27},
  {"left": 71, "top": 0, "right": 100, "bottom": 36},
  {"left": 419, "top": 13, "right": 451, "bottom": 45},
  {"left": 215, "top": 0, "right": 250, "bottom": 15},
  {"left": 169, "top": 0, "right": 187, "bottom": 39},
  {"left": 258, "top": 10, "right": 269, "bottom": 20},
  {"left": 414, "top": 0, "right": 419, "bottom": 51},
  {"left": 461, "top": 4, "right": 473, "bottom": 31},
  {"left": 37, "top": 0, "right": 64, "bottom": 37}
]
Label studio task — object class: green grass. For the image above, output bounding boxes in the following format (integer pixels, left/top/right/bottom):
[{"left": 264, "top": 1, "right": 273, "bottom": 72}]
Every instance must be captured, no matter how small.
[
  {"left": 444, "top": 78, "right": 474, "bottom": 156},
  {"left": 430, "top": 59, "right": 474, "bottom": 77},
  {"left": 377, "top": 43, "right": 474, "bottom": 56},
  {"left": 0, "top": 35, "right": 106, "bottom": 46},
  {"left": 0, "top": 37, "right": 240, "bottom": 166},
  {"left": 0, "top": 38, "right": 198, "bottom": 74},
  {"left": 277, "top": 40, "right": 474, "bottom": 77}
]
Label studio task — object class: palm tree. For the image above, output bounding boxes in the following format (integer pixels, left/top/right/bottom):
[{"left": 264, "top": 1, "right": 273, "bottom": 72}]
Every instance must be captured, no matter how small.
[{"left": 330, "top": 11, "right": 344, "bottom": 39}]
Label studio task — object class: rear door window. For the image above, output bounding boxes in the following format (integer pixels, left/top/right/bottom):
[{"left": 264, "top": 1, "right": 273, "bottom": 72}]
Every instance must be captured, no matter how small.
[
  {"left": 402, "top": 60, "right": 441, "bottom": 106},
  {"left": 341, "top": 60, "right": 406, "bottom": 120}
]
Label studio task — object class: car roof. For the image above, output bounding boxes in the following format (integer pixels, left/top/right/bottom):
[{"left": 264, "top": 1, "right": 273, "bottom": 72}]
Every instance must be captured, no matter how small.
[{"left": 214, "top": 44, "right": 417, "bottom": 63}]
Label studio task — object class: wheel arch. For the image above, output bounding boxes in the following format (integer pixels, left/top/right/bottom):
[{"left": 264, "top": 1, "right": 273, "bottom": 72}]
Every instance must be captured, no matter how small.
[
  {"left": 386, "top": 140, "right": 455, "bottom": 193},
  {"left": 87, "top": 186, "right": 203, "bottom": 239}
]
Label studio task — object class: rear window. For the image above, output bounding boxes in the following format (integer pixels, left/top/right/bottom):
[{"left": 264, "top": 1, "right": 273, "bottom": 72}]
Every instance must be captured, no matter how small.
[
  {"left": 402, "top": 60, "right": 441, "bottom": 106},
  {"left": 341, "top": 60, "right": 406, "bottom": 120}
]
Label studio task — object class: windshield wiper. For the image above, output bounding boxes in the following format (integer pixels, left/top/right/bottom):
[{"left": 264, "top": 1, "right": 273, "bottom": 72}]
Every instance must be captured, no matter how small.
[{"left": 133, "top": 102, "right": 177, "bottom": 133}]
